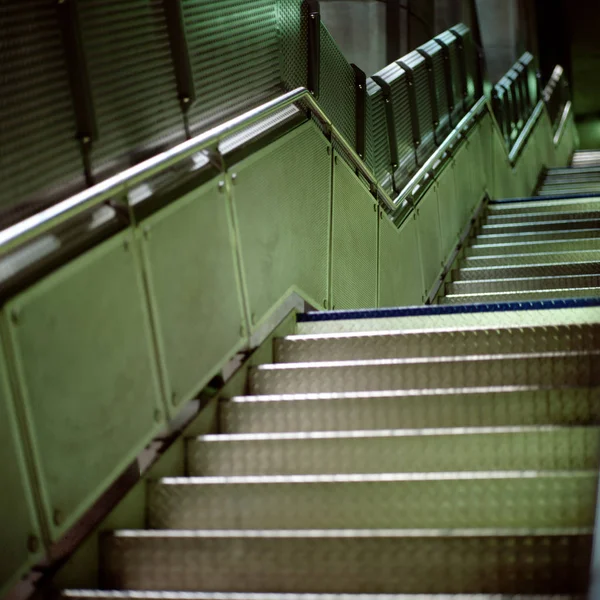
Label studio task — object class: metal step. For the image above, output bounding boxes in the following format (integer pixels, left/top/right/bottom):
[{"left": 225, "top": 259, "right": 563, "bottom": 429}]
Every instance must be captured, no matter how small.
[
  {"left": 187, "top": 426, "right": 600, "bottom": 476},
  {"left": 296, "top": 306, "right": 600, "bottom": 335},
  {"left": 220, "top": 386, "right": 600, "bottom": 433},
  {"left": 486, "top": 209, "right": 600, "bottom": 224},
  {"left": 487, "top": 198, "right": 600, "bottom": 215},
  {"left": 446, "top": 274, "right": 600, "bottom": 295},
  {"left": 572, "top": 152, "right": 600, "bottom": 167},
  {"left": 62, "top": 593, "right": 588, "bottom": 600},
  {"left": 147, "top": 471, "right": 598, "bottom": 530},
  {"left": 274, "top": 323, "right": 600, "bottom": 363},
  {"left": 474, "top": 229, "right": 600, "bottom": 245},
  {"left": 453, "top": 261, "right": 600, "bottom": 281},
  {"left": 538, "top": 186, "right": 600, "bottom": 196},
  {"left": 100, "top": 528, "right": 592, "bottom": 594},
  {"left": 459, "top": 249, "right": 600, "bottom": 268},
  {"left": 440, "top": 287, "right": 600, "bottom": 305},
  {"left": 249, "top": 352, "right": 600, "bottom": 395},
  {"left": 465, "top": 238, "right": 600, "bottom": 257},
  {"left": 479, "top": 218, "right": 600, "bottom": 234}
]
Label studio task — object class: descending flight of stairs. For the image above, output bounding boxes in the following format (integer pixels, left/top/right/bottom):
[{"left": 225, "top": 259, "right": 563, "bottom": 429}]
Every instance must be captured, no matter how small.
[
  {"left": 537, "top": 150, "right": 600, "bottom": 197},
  {"left": 64, "top": 153, "right": 600, "bottom": 598}
]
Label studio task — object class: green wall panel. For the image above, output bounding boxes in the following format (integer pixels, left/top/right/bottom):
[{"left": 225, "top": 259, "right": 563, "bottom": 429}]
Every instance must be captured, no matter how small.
[
  {"left": 415, "top": 186, "right": 444, "bottom": 297},
  {"left": 379, "top": 215, "right": 424, "bottom": 307},
  {"left": 6, "top": 231, "right": 164, "bottom": 541},
  {"left": 0, "top": 330, "right": 43, "bottom": 596},
  {"left": 232, "top": 122, "right": 332, "bottom": 322},
  {"left": 331, "top": 155, "right": 378, "bottom": 310},
  {"left": 139, "top": 177, "right": 246, "bottom": 413},
  {"left": 436, "top": 163, "right": 462, "bottom": 261}
]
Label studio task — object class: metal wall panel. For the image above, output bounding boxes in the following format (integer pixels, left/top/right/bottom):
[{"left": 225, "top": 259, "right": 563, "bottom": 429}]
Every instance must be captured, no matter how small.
[
  {"left": 331, "top": 155, "right": 378, "bottom": 309},
  {"left": 415, "top": 186, "right": 443, "bottom": 295},
  {"left": 139, "top": 178, "right": 246, "bottom": 414},
  {"left": 0, "top": 332, "right": 43, "bottom": 596},
  {"left": 6, "top": 231, "right": 164, "bottom": 541},
  {"left": 232, "top": 122, "right": 332, "bottom": 322},
  {"left": 182, "top": 0, "right": 281, "bottom": 134},
  {"left": 379, "top": 215, "right": 424, "bottom": 307},
  {"left": 78, "top": 0, "right": 183, "bottom": 177},
  {"left": 319, "top": 25, "right": 356, "bottom": 150},
  {"left": 0, "top": 1, "right": 84, "bottom": 210},
  {"left": 435, "top": 162, "right": 462, "bottom": 261}
]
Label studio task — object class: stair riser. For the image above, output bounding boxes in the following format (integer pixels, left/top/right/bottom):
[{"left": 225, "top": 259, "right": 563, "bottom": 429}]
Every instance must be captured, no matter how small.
[
  {"left": 480, "top": 220, "right": 600, "bottom": 235},
  {"left": 441, "top": 287, "right": 600, "bottom": 304},
  {"left": 101, "top": 533, "right": 592, "bottom": 594},
  {"left": 475, "top": 230, "right": 600, "bottom": 244},
  {"left": 460, "top": 250, "right": 600, "bottom": 268},
  {"left": 148, "top": 474, "right": 598, "bottom": 530},
  {"left": 466, "top": 239, "right": 600, "bottom": 257},
  {"left": 187, "top": 428, "right": 600, "bottom": 476},
  {"left": 486, "top": 210, "right": 600, "bottom": 224},
  {"left": 488, "top": 200, "right": 600, "bottom": 216},
  {"left": 250, "top": 354, "right": 600, "bottom": 395},
  {"left": 275, "top": 325, "right": 600, "bottom": 363},
  {"left": 454, "top": 262, "right": 600, "bottom": 280},
  {"left": 447, "top": 275, "right": 600, "bottom": 295},
  {"left": 220, "top": 388, "right": 600, "bottom": 433}
]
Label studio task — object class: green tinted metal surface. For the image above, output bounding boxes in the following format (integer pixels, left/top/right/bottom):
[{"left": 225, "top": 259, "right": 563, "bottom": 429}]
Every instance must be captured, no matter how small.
[
  {"left": 140, "top": 177, "right": 246, "bottom": 412},
  {"left": 436, "top": 162, "right": 462, "bottom": 260},
  {"left": 379, "top": 214, "right": 424, "bottom": 307},
  {"left": 330, "top": 155, "right": 378, "bottom": 309},
  {"left": 6, "top": 231, "right": 164, "bottom": 541},
  {"left": 0, "top": 329, "right": 43, "bottom": 596},
  {"left": 415, "top": 186, "right": 443, "bottom": 296},
  {"left": 232, "top": 122, "right": 332, "bottom": 321}
]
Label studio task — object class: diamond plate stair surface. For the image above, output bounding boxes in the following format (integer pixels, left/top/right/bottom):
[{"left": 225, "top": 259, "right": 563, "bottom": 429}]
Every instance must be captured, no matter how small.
[{"left": 65, "top": 129, "right": 600, "bottom": 600}]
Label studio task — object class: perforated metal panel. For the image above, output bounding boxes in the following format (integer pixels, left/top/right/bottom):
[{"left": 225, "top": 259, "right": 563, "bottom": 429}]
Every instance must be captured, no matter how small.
[
  {"left": 372, "top": 63, "right": 416, "bottom": 188},
  {"left": 278, "top": 0, "right": 307, "bottom": 90},
  {"left": 401, "top": 51, "right": 436, "bottom": 162},
  {"left": 365, "top": 78, "right": 392, "bottom": 190},
  {"left": 331, "top": 155, "right": 378, "bottom": 309},
  {"left": 436, "top": 30, "right": 464, "bottom": 125},
  {"left": 78, "top": 0, "right": 183, "bottom": 177},
  {"left": 139, "top": 177, "right": 246, "bottom": 413},
  {"left": 6, "top": 231, "right": 164, "bottom": 541},
  {"left": 415, "top": 186, "right": 443, "bottom": 294},
  {"left": 182, "top": 0, "right": 281, "bottom": 134},
  {"left": 379, "top": 215, "right": 424, "bottom": 307},
  {"left": 0, "top": 1, "right": 84, "bottom": 209},
  {"left": 319, "top": 25, "right": 356, "bottom": 149},
  {"left": 435, "top": 162, "right": 461, "bottom": 259},
  {"left": 232, "top": 121, "right": 331, "bottom": 322},
  {"left": 0, "top": 331, "right": 42, "bottom": 596}
]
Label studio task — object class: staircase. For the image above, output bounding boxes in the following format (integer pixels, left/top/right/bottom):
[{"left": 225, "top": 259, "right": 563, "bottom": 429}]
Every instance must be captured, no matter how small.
[
  {"left": 63, "top": 169, "right": 600, "bottom": 596},
  {"left": 536, "top": 150, "right": 600, "bottom": 197}
]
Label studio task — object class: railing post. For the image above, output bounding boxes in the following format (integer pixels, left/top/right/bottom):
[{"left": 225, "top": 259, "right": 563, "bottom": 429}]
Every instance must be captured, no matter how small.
[
  {"left": 56, "top": 0, "right": 97, "bottom": 187},
  {"left": 163, "top": 0, "right": 196, "bottom": 139},
  {"left": 305, "top": 0, "right": 321, "bottom": 98},
  {"left": 351, "top": 65, "right": 367, "bottom": 160}
]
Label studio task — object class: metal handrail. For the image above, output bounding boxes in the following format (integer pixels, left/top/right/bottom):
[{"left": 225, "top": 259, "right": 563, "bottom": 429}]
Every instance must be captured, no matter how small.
[{"left": 0, "top": 87, "right": 395, "bottom": 258}]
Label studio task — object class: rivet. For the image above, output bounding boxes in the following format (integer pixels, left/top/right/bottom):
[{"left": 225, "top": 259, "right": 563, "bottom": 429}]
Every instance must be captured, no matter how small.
[
  {"left": 218, "top": 180, "right": 226, "bottom": 193},
  {"left": 334, "top": 156, "right": 338, "bottom": 165},
  {"left": 231, "top": 173, "right": 237, "bottom": 185},
  {"left": 82, "top": 136, "right": 90, "bottom": 144},
  {"left": 182, "top": 96, "right": 190, "bottom": 104},
  {"left": 385, "top": 99, "right": 390, "bottom": 104},
  {"left": 326, "top": 146, "right": 331, "bottom": 155},
  {"left": 323, "top": 300, "right": 328, "bottom": 309},
  {"left": 358, "top": 84, "right": 363, "bottom": 90},
  {"left": 27, "top": 535, "right": 40, "bottom": 554},
  {"left": 373, "top": 204, "right": 377, "bottom": 212},
  {"left": 53, "top": 510, "right": 63, "bottom": 526}
]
